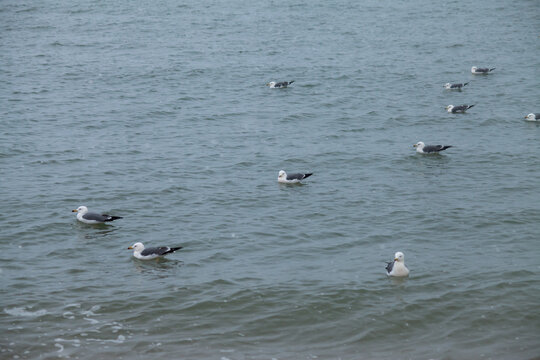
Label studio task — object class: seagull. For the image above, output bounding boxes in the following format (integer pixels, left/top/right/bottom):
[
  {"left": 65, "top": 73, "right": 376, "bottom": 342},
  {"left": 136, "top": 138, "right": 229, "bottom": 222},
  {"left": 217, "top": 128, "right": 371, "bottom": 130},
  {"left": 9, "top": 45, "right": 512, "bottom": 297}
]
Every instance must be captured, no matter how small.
[
  {"left": 525, "top": 113, "right": 539, "bottom": 121},
  {"left": 127, "top": 242, "right": 183, "bottom": 260},
  {"left": 72, "top": 206, "right": 123, "bottom": 224},
  {"left": 413, "top": 141, "right": 452, "bottom": 154},
  {"left": 266, "top": 80, "right": 294, "bottom": 88},
  {"left": 278, "top": 170, "right": 313, "bottom": 184},
  {"left": 386, "top": 252, "right": 409, "bottom": 277},
  {"left": 471, "top": 66, "right": 495, "bottom": 74},
  {"left": 444, "top": 82, "right": 469, "bottom": 90},
  {"left": 446, "top": 104, "right": 475, "bottom": 113}
]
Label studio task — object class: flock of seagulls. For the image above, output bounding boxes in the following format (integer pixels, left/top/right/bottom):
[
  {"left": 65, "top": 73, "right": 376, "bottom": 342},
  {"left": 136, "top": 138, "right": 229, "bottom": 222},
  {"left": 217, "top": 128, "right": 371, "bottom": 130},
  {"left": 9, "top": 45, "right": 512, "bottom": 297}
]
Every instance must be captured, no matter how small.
[
  {"left": 73, "top": 206, "right": 183, "bottom": 260},
  {"left": 71, "top": 67, "right": 536, "bottom": 274},
  {"left": 73, "top": 204, "right": 407, "bottom": 275},
  {"left": 264, "top": 65, "right": 535, "bottom": 277}
]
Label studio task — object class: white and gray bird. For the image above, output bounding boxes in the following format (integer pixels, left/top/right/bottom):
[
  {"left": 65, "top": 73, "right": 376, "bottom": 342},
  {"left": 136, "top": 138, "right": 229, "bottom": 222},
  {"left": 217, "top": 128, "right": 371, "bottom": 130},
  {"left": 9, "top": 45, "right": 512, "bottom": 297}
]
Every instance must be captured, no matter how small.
[
  {"left": 446, "top": 104, "right": 475, "bottom": 113},
  {"left": 266, "top": 80, "right": 295, "bottom": 88},
  {"left": 524, "top": 113, "right": 539, "bottom": 121},
  {"left": 386, "top": 251, "right": 409, "bottom": 277},
  {"left": 471, "top": 66, "right": 495, "bottom": 74},
  {"left": 72, "top": 206, "right": 123, "bottom": 224},
  {"left": 444, "top": 82, "right": 469, "bottom": 90},
  {"left": 413, "top": 141, "right": 452, "bottom": 154},
  {"left": 278, "top": 170, "right": 313, "bottom": 184},
  {"left": 127, "top": 242, "right": 183, "bottom": 260}
]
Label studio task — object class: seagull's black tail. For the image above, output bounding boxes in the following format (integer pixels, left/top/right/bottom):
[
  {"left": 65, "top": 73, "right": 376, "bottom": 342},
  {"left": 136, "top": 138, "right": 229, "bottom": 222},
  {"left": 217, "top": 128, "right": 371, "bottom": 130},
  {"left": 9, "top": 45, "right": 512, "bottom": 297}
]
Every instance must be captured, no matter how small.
[
  {"left": 303, "top": 173, "right": 313, "bottom": 179},
  {"left": 167, "top": 246, "right": 183, "bottom": 254},
  {"left": 463, "top": 82, "right": 469, "bottom": 86},
  {"left": 468, "top": 104, "right": 475, "bottom": 109},
  {"left": 104, "top": 215, "right": 123, "bottom": 222},
  {"left": 441, "top": 145, "right": 453, "bottom": 151},
  {"left": 489, "top": 68, "right": 496, "bottom": 72},
  {"left": 289, "top": 80, "right": 295, "bottom": 85}
]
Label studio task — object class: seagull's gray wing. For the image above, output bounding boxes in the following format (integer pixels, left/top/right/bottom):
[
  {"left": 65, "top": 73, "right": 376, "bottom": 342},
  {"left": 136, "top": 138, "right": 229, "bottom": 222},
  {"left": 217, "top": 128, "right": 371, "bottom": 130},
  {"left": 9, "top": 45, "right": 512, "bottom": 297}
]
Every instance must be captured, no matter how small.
[
  {"left": 83, "top": 212, "right": 122, "bottom": 222},
  {"left": 82, "top": 212, "right": 111, "bottom": 222},
  {"left": 423, "top": 145, "right": 452, "bottom": 153},
  {"left": 452, "top": 105, "right": 473, "bottom": 112},
  {"left": 141, "top": 246, "right": 182, "bottom": 256},
  {"left": 386, "top": 261, "right": 394, "bottom": 274},
  {"left": 286, "top": 173, "right": 313, "bottom": 181}
]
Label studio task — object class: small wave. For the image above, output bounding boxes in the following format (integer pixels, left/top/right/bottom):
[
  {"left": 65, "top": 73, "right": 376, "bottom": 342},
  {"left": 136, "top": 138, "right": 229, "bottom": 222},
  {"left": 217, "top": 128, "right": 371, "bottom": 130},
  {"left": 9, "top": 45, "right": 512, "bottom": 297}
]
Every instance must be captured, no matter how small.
[{"left": 4, "top": 307, "right": 47, "bottom": 317}]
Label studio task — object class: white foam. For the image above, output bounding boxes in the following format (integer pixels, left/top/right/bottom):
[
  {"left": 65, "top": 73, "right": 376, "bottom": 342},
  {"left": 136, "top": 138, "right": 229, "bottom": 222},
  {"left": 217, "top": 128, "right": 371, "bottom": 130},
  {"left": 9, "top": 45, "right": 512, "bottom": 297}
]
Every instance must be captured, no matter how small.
[{"left": 4, "top": 307, "right": 47, "bottom": 317}]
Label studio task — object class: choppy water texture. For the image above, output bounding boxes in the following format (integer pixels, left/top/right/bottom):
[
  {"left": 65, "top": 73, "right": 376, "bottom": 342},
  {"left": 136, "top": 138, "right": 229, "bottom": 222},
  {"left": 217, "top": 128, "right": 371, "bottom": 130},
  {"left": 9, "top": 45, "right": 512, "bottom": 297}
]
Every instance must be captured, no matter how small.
[{"left": 1, "top": 0, "right": 540, "bottom": 359}]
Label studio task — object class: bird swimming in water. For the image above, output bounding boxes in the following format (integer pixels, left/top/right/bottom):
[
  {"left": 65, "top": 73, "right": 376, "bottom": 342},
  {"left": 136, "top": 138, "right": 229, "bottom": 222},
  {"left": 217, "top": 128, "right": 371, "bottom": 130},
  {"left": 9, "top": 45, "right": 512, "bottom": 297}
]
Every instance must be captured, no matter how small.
[
  {"left": 386, "top": 251, "right": 409, "bottom": 277},
  {"left": 471, "top": 66, "right": 495, "bottom": 74},
  {"left": 446, "top": 104, "right": 475, "bottom": 113},
  {"left": 277, "top": 170, "right": 313, "bottom": 184},
  {"left": 127, "top": 242, "right": 183, "bottom": 260},
  {"left": 444, "top": 82, "right": 469, "bottom": 90},
  {"left": 413, "top": 141, "right": 453, "bottom": 154},
  {"left": 72, "top": 206, "right": 123, "bottom": 224},
  {"left": 266, "top": 80, "right": 295, "bottom": 88}
]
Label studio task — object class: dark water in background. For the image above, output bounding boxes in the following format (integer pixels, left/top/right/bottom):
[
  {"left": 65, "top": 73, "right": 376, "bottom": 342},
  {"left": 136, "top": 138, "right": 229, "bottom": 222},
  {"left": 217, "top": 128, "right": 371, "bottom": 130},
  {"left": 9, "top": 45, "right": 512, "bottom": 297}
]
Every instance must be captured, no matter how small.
[{"left": 1, "top": 0, "right": 539, "bottom": 359}]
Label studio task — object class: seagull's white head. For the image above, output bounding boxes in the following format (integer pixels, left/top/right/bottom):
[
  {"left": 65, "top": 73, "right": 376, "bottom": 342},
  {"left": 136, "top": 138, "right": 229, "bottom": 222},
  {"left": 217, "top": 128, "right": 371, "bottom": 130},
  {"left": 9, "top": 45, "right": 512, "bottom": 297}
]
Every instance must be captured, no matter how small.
[
  {"left": 413, "top": 141, "right": 425, "bottom": 149},
  {"left": 525, "top": 113, "right": 536, "bottom": 121},
  {"left": 72, "top": 206, "right": 88, "bottom": 214},
  {"left": 394, "top": 252, "right": 405, "bottom": 262},
  {"left": 128, "top": 242, "right": 144, "bottom": 252},
  {"left": 278, "top": 170, "right": 286, "bottom": 180},
  {"left": 443, "top": 83, "right": 451, "bottom": 88},
  {"left": 266, "top": 81, "right": 276, "bottom": 88},
  {"left": 471, "top": 66, "right": 477, "bottom": 72},
  {"left": 446, "top": 105, "right": 454, "bottom": 112}
]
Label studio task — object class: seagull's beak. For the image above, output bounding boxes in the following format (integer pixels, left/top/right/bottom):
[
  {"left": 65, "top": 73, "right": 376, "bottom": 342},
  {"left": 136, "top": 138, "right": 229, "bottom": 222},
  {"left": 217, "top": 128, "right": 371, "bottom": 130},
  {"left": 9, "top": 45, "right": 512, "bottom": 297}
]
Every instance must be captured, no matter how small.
[
  {"left": 127, "top": 246, "right": 133, "bottom": 250},
  {"left": 72, "top": 209, "right": 78, "bottom": 212},
  {"left": 524, "top": 116, "right": 528, "bottom": 119},
  {"left": 394, "top": 258, "right": 398, "bottom": 261},
  {"left": 413, "top": 144, "right": 417, "bottom": 147}
]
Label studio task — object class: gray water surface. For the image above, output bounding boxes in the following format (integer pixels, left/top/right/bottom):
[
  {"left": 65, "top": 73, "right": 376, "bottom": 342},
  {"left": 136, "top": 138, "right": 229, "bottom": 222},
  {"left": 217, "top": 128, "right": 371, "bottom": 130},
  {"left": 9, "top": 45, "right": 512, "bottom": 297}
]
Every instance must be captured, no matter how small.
[{"left": 1, "top": 0, "right": 539, "bottom": 359}]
